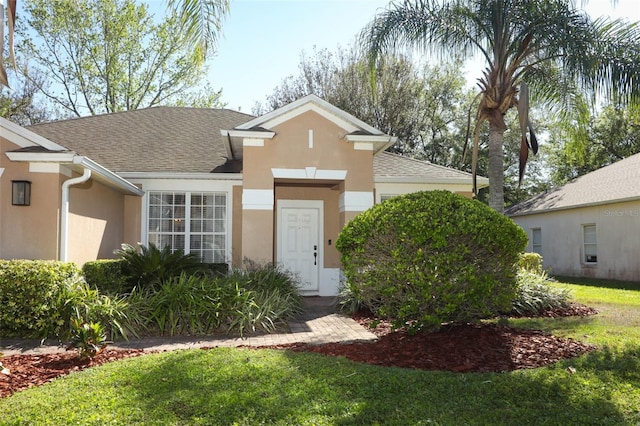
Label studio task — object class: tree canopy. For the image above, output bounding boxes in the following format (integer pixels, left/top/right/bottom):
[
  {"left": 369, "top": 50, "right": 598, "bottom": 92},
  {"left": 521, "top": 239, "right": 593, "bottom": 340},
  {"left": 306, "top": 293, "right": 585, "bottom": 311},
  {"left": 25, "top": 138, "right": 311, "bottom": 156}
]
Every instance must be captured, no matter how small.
[
  {"left": 362, "top": 0, "right": 640, "bottom": 212},
  {"left": 14, "top": 0, "right": 224, "bottom": 117}
]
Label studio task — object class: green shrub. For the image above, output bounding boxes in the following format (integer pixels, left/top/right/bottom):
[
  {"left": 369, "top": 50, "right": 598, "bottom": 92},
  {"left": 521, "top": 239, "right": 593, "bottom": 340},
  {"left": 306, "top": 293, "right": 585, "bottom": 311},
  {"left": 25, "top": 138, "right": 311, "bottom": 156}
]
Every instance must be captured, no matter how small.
[
  {"left": 221, "top": 263, "right": 302, "bottom": 335},
  {"left": 123, "top": 263, "right": 302, "bottom": 337},
  {"left": 0, "top": 260, "right": 80, "bottom": 338},
  {"left": 66, "top": 318, "right": 108, "bottom": 360},
  {"left": 115, "top": 243, "right": 208, "bottom": 290},
  {"left": 517, "top": 252, "right": 543, "bottom": 274},
  {"left": 0, "top": 260, "right": 130, "bottom": 340},
  {"left": 336, "top": 190, "right": 528, "bottom": 331},
  {"left": 82, "top": 259, "right": 130, "bottom": 294},
  {"left": 511, "top": 270, "right": 572, "bottom": 316}
]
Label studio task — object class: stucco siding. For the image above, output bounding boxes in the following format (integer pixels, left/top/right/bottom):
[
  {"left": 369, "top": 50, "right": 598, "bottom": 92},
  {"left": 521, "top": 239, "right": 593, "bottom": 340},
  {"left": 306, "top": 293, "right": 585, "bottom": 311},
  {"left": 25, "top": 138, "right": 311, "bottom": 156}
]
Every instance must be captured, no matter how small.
[
  {"left": 512, "top": 200, "right": 640, "bottom": 281},
  {"left": 1, "top": 137, "right": 61, "bottom": 261},
  {"left": 67, "top": 178, "right": 127, "bottom": 265}
]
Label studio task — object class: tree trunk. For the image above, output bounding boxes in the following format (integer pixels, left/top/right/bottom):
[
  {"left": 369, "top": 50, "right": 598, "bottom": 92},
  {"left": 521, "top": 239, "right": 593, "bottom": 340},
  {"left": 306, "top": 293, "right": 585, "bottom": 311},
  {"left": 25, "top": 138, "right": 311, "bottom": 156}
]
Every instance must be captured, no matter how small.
[{"left": 488, "top": 122, "right": 505, "bottom": 213}]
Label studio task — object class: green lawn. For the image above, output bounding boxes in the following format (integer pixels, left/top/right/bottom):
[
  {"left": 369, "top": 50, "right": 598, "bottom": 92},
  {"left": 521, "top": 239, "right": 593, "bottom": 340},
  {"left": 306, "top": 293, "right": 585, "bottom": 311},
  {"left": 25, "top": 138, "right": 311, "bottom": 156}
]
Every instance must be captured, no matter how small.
[{"left": 1, "top": 278, "right": 639, "bottom": 425}]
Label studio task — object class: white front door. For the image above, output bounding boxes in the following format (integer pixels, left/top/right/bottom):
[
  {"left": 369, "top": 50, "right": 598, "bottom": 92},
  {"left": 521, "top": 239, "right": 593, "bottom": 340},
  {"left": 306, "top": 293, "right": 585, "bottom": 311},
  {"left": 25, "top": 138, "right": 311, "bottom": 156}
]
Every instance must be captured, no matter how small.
[{"left": 277, "top": 200, "right": 322, "bottom": 293}]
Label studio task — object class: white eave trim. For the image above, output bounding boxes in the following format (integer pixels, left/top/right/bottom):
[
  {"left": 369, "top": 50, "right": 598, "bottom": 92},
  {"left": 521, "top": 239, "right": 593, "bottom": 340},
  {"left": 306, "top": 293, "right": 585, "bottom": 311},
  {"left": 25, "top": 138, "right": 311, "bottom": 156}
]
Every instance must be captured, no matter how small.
[
  {"left": 75, "top": 157, "right": 144, "bottom": 196},
  {"left": 220, "top": 129, "right": 276, "bottom": 139},
  {"left": 5, "top": 151, "right": 76, "bottom": 162},
  {"left": 507, "top": 195, "right": 640, "bottom": 218},
  {"left": 118, "top": 172, "right": 243, "bottom": 181},
  {"left": 375, "top": 176, "right": 490, "bottom": 187},
  {"left": 0, "top": 117, "right": 69, "bottom": 151},
  {"left": 234, "top": 94, "right": 384, "bottom": 135}
]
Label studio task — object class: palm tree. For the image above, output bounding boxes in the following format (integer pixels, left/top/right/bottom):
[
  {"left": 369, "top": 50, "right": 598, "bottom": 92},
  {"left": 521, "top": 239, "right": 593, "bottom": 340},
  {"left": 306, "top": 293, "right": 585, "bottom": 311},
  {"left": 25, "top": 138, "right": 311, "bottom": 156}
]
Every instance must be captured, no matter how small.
[
  {"left": 0, "top": 0, "right": 229, "bottom": 88},
  {"left": 362, "top": 0, "right": 640, "bottom": 212}
]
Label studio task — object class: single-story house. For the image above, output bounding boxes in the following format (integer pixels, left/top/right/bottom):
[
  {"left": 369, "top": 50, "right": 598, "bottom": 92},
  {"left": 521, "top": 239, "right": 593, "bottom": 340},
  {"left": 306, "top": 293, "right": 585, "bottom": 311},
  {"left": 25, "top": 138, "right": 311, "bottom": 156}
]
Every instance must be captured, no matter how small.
[
  {"left": 1, "top": 94, "right": 487, "bottom": 295},
  {"left": 507, "top": 153, "right": 640, "bottom": 281}
]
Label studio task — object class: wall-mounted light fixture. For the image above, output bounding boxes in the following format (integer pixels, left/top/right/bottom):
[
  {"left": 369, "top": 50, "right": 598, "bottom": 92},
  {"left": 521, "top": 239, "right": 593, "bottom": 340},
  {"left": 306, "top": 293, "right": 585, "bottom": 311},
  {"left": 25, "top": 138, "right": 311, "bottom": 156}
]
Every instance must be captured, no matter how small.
[{"left": 12, "top": 180, "right": 31, "bottom": 206}]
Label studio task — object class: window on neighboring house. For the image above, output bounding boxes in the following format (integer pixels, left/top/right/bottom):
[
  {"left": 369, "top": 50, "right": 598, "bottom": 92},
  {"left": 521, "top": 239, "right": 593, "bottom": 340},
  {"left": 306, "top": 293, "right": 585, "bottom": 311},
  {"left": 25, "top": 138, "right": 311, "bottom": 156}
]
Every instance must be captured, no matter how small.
[
  {"left": 531, "top": 228, "right": 542, "bottom": 254},
  {"left": 148, "top": 191, "right": 227, "bottom": 263},
  {"left": 380, "top": 194, "right": 396, "bottom": 203},
  {"left": 583, "top": 224, "right": 597, "bottom": 263}
]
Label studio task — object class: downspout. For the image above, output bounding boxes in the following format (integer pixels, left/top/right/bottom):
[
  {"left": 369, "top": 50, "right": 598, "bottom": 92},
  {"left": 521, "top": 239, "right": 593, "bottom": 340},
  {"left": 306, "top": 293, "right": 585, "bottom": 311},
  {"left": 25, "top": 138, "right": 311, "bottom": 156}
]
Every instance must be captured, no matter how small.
[{"left": 60, "top": 167, "right": 91, "bottom": 262}]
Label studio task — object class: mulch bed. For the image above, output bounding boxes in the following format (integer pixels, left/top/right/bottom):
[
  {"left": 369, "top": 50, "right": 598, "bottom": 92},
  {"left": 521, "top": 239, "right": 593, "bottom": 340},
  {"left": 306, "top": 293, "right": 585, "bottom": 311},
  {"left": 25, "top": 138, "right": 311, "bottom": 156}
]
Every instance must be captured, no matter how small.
[{"left": 1, "top": 303, "right": 598, "bottom": 398}]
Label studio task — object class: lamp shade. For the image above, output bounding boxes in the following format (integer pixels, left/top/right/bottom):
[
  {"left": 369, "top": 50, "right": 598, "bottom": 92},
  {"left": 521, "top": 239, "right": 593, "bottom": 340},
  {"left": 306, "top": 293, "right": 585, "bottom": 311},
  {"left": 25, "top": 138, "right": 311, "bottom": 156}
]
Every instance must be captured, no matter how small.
[{"left": 12, "top": 180, "right": 31, "bottom": 206}]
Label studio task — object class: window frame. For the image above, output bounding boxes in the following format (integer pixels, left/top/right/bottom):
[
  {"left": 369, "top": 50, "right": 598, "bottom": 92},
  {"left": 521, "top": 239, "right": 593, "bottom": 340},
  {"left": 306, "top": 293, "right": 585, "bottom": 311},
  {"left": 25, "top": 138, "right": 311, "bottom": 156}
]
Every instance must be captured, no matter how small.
[
  {"left": 582, "top": 224, "right": 598, "bottom": 264},
  {"left": 147, "top": 190, "right": 228, "bottom": 264},
  {"left": 531, "top": 228, "right": 542, "bottom": 255}
]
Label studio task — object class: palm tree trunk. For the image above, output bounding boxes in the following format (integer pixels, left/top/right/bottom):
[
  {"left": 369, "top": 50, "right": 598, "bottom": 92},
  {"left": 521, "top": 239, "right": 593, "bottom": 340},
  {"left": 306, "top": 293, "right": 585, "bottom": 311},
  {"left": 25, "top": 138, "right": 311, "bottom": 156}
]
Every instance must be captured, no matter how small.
[{"left": 488, "top": 122, "right": 505, "bottom": 213}]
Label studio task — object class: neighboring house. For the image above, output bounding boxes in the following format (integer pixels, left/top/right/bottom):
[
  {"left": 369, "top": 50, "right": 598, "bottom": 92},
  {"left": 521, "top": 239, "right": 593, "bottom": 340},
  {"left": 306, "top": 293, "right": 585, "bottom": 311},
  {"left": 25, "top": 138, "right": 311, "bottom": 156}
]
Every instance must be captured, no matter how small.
[
  {"left": 1, "top": 95, "right": 487, "bottom": 295},
  {"left": 507, "top": 153, "right": 640, "bottom": 282}
]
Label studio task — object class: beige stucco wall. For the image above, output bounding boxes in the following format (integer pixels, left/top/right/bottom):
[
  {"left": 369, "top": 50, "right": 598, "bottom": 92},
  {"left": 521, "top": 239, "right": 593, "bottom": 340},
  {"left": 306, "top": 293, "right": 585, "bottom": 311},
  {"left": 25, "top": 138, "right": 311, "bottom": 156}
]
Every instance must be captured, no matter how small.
[
  {"left": 232, "top": 185, "right": 243, "bottom": 267},
  {"left": 67, "top": 178, "right": 128, "bottom": 265},
  {"left": 241, "top": 110, "right": 376, "bottom": 263},
  {"left": 512, "top": 200, "right": 640, "bottom": 281},
  {"left": 123, "top": 194, "right": 142, "bottom": 247},
  {"left": 275, "top": 185, "right": 341, "bottom": 268},
  {"left": 0, "top": 137, "right": 62, "bottom": 261},
  {"left": 243, "top": 110, "right": 373, "bottom": 191}
]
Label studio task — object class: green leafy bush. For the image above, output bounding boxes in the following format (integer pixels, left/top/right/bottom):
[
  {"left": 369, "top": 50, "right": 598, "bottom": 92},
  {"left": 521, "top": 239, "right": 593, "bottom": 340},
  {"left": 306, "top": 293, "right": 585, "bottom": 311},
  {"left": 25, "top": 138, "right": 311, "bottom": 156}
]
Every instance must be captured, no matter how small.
[
  {"left": 115, "top": 243, "right": 208, "bottom": 290},
  {"left": 221, "top": 263, "right": 302, "bottom": 335},
  {"left": 0, "top": 260, "right": 130, "bottom": 341},
  {"left": 66, "top": 318, "right": 108, "bottom": 360},
  {"left": 517, "top": 252, "right": 543, "bottom": 274},
  {"left": 0, "top": 260, "right": 80, "bottom": 338},
  {"left": 511, "top": 270, "right": 571, "bottom": 316},
  {"left": 124, "top": 263, "right": 302, "bottom": 337},
  {"left": 82, "top": 259, "right": 129, "bottom": 294},
  {"left": 336, "top": 190, "right": 528, "bottom": 331}
]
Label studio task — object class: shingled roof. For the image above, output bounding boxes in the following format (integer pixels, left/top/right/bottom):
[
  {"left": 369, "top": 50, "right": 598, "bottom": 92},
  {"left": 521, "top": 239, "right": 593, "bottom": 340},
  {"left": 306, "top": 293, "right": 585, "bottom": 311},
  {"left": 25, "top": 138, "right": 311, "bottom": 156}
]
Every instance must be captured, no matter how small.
[
  {"left": 374, "top": 151, "right": 488, "bottom": 185},
  {"left": 27, "top": 107, "right": 253, "bottom": 173},
  {"left": 507, "top": 152, "right": 640, "bottom": 216}
]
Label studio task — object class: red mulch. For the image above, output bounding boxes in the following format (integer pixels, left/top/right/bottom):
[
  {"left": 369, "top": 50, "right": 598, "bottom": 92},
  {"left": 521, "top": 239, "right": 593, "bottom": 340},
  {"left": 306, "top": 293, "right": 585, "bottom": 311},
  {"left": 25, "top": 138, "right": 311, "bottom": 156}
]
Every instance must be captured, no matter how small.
[
  {"left": 0, "top": 349, "right": 145, "bottom": 399},
  {"left": 0, "top": 303, "right": 598, "bottom": 398}
]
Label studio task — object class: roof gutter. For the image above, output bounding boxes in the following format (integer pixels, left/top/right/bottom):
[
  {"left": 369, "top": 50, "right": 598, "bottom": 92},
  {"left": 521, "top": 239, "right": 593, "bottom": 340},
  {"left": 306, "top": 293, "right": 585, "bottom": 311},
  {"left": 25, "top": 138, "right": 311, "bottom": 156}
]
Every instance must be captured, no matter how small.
[{"left": 59, "top": 167, "right": 91, "bottom": 262}]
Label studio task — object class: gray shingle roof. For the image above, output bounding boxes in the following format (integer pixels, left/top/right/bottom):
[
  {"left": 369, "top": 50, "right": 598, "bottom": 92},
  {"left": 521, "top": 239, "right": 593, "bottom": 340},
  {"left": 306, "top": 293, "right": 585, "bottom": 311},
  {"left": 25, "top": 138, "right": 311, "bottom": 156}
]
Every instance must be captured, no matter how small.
[
  {"left": 27, "top": 107, "right": 253, "bottom": 173},
  {"left": 374, "top": 151, "right": 487, "bottom": 184},
  {"left": 506, "top": 152, "right": 640, "bottom": 216},
  {"left": 25, "top": 107, "right": 478, "bottom": 184}
]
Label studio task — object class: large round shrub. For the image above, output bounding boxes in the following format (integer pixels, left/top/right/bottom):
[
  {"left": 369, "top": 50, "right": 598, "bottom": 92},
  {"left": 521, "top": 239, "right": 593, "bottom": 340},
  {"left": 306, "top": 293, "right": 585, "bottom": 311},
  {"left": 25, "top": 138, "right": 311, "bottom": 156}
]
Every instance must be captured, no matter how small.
[{"left": 336, "top": 190, "right": 527, "bottom": 331}]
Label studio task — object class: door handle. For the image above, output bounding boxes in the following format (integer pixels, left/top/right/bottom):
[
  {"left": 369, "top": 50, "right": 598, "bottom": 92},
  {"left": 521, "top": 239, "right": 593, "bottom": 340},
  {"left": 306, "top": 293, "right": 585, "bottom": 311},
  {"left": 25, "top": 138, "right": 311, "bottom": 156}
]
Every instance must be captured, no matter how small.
[{"left": 313, "top": 251, "right": 317, "bottom": 265}]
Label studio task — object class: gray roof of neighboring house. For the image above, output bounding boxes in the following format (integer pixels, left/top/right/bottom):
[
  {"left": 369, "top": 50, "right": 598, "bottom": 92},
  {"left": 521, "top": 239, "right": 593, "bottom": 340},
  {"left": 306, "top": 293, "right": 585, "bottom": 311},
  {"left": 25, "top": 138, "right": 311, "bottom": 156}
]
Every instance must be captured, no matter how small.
[
  {"left": 507, "top": 152, "right": 640, "bottom": 217},
  {"left": 27, "top": 107, "right": 254, "bottom": 173},
  {"left": 374, "top": 151, "right": 488, "bottom": 185}
]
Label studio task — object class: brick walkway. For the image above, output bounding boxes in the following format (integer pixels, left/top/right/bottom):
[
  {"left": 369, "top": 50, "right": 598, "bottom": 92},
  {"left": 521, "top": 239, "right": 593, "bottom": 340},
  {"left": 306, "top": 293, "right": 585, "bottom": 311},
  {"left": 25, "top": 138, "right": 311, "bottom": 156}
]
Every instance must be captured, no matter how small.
[{"left": 0, "top": 297, "right": 377, "bottom": 356}]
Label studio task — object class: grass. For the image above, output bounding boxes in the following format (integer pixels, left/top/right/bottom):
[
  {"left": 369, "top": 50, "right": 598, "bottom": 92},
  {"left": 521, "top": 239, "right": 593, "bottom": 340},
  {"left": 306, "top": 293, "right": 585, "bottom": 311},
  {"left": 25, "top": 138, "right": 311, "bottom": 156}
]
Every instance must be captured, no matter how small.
[{"left": 1, "top": 277, "right": 639, "bottom": 425}]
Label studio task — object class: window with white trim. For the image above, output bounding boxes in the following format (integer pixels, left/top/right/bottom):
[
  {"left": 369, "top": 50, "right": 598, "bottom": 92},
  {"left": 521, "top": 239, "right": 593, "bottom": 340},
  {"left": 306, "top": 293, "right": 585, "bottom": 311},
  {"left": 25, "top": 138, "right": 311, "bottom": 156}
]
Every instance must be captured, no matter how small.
[
  {"left": 531, "top": 228, "right": 542, "bottom": 254},
  {"left": 148, "top": 191, "right": 227, "bottom": 263},
  {"left": 583, "top": 224, "right": 597, "bottom": 263}
]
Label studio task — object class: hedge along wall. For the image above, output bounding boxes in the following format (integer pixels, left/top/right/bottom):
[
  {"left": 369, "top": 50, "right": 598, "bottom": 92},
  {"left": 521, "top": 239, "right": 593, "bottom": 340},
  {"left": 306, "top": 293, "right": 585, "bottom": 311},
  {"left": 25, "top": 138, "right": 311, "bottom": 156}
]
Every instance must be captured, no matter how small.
[{"left": 0, "top": 260, "right": 80, "bottom": 338}]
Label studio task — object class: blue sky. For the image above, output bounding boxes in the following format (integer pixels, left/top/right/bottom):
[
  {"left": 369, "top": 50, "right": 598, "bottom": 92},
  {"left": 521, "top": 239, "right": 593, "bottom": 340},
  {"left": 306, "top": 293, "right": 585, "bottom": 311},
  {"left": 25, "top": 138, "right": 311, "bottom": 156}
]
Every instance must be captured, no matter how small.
[{"left": 147, "top": 0, "right": 640, "bottom": 113}]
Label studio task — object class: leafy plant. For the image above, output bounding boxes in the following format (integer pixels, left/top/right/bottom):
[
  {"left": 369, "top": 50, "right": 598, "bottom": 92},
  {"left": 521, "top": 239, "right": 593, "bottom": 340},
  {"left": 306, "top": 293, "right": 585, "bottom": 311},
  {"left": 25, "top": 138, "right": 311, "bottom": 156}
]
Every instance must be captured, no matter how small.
[
  {"left": 511, "top": 270, "right": 571, "bottom": 316},
  {"left": 82, "top": 259, "right": 130, "bottom": 295},
  {"left": 0, "top": 260, "right": 81, "bottom": 338},
  {"left": 115, "top": 243, "right": 207, "bottom": 290},
  {"left": 66, "top": 318, "right": 108, "bottom": 361},
  {"left": 336, "top": 190, "right": 527, "bottom": 331},
  {"left": 517, "top": 252, "right": 543, "bottom": 274}
]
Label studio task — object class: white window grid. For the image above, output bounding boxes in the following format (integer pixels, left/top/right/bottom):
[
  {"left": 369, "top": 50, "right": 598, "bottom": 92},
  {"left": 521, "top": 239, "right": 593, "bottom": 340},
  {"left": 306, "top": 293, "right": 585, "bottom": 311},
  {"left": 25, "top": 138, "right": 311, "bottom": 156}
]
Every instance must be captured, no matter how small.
[
  {"left": 148, "top": 191, "right": 226, "bottom": 263},
  {"left": 531, "top": 228, "right": 542, "bottom": 255},
  {"left": 583, "top": 224, "right": 597, "bottom": 263}
]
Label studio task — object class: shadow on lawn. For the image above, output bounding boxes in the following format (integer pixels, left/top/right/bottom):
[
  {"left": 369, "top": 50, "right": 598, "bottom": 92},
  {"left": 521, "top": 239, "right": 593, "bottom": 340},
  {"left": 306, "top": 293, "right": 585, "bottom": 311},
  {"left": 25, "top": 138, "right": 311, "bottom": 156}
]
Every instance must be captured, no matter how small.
[{"left": 127, "top": 346, "right": 635, "bottom": 425}]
